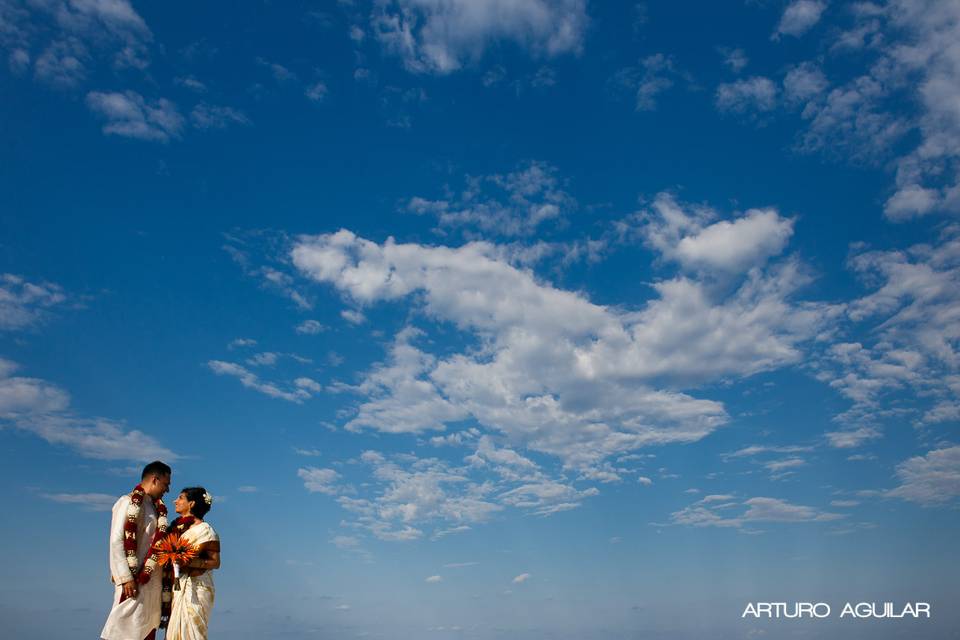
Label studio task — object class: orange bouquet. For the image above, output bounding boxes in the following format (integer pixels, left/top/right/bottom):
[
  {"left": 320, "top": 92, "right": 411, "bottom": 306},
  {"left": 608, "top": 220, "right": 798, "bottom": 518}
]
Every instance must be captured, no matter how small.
[{"left": 154, "top": 533, "right": 199, "bottom": 586}]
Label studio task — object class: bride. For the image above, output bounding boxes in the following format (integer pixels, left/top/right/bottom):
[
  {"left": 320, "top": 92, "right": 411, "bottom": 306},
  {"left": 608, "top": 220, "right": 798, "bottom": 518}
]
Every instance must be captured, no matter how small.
[{"left": 165, "top": 486, "right": 220, "bottom": 640}]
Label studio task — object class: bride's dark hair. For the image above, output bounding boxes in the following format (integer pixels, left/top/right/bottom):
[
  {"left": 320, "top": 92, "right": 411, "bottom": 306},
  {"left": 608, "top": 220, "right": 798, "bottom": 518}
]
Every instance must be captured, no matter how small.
[{"left": 182, "top": 486, "right": 212, "bottom": 518}]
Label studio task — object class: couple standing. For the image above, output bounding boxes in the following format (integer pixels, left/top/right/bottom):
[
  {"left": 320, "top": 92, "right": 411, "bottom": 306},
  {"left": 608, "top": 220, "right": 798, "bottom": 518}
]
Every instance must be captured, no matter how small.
[{"left": 101, "top": 461, "right": 221, "bottom": 640}]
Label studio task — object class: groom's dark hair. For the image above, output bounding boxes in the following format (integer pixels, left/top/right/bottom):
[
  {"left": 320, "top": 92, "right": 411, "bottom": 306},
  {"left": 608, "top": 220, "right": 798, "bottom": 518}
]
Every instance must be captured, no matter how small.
[
  {"left": 142, "top": 460, "right": 172, "bottom": 480},
  {"left": 182, "top": 486, "right": 211, "bottom": 518}
]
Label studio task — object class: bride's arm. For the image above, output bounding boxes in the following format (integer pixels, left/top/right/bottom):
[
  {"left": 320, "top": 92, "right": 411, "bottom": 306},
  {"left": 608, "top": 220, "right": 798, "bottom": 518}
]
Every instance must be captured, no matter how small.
[{"left": 186, "top": 541, "right": 221, "bottom": 576}]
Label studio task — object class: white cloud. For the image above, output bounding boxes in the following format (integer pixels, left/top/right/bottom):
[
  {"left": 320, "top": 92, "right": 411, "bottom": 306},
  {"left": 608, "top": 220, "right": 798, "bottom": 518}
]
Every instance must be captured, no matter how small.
[
  {"left": 331, "top": 535, "right": 360, "bottom": 548},
  {"left": 0, "top": 365, "right": 70, "bottom": 416},
  {"left": 8, "top": 48, "right": 30, "bottom": 74},
  {"left": 305, "top": 81, "right": 328, "bottom": 102},
  {"left": 774, "top": 0, "right": 827, "bottom": 39},
  {"left": 824, "top": 425, "right": 881, "bottom": 448},
  {"left": 830, "top": 499, "right": 859, "bottom": 507},
  {"left": 338, "top": 328, "right": 469, "bottom": 434},
  {"left": 298, "top": 467, "right": 342, "bottom": 494},
  {"left": 175, "top": 75, "right": 206, "bottom": 92},
  {"left": 611, "top": 54, "right": 685, "bottom": 112},
  {"left": 86, "top": 90, "right": 183, "bottom": 142},
  {"left": 638, "top": 195, "right": 795, "bottom": 274},
  {"left": 716, "top": 77, "right": 778, "bottom": 114},
  {"left": 763, "top": 457, "right": 806, "bottom": 472},
  {"left": 886, "top": 446, "right": 960, "bottom": 506},
  {"left": 788, "top": 1, "right": 960, "bottom": 220},
  {"left": 314, "top": 448, "right": 601, "bottom": 541},
  {"left": 228, "top": 338, "right": 257, "bottom": 349},
  {"left": 4, "top": 0, "right": 153, "bottom": 87},
  {"left": 41, "top": 492, "right": 118, "bottom": 511},
  {"left": 783, "top": 63, "right": 828, "bottom": 105},
  {"left": 720, "top": 47, "right": 748, "bottom": 73},
  {"left": 291, "top": 225, "right": 833, "bottom": 471},
  {"left": 371, "top": 0, "right": 588, "bottom": 74},
  {"left": 512, "top": 572, "right": 531, "bottom": 583},
  {"left": 0, "top": 357, "right": 174, "bottom": 461},
  {"left": 407, "top": 161, "right": 575, "bottom": 237},
  {"left": 723, "top": 444, "right": 815, "bottom": 459},
  {"left": 425, "top": 575, "right": 443, "bottom": 583},
  {"left": 296, "top": 319, "right": 326, "bottom": 334},
  {"left": 817, "top": 228, "right": 960, "bottom": 430},
  {"left": 671, "top": 495, "right": 842, "bottom": 530},
  {"left": 246, "top": 352, "right": 279, "bottom": 367},
  {"left": 341, "top": 309, "right": 366, "bottom": 324},
  {"left": 190, "top": 103, "right": 250, "bottom": 130},
  {"left": 23, "top": 415, "right": 177, "bottom": 461},
  {"left": 33, "top": 39, "right": 89, "bottom": 87},
  {"left": 256, "top": 57, "right": 297, "bottom": 83},
  {"left": 295, "top": 377, "right": 322, "bottom": 393},
  {"left": 0, "top": 274, "right": 67, "bottom": 330},
  {"left": 207, "top": 360, "right": 313, "bottom": 403}
]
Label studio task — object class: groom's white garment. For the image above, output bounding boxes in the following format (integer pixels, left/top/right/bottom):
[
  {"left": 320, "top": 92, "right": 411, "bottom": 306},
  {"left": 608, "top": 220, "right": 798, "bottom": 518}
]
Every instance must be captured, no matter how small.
[{"left": 101, "top": 494, "right": 162, "bottom": 640}]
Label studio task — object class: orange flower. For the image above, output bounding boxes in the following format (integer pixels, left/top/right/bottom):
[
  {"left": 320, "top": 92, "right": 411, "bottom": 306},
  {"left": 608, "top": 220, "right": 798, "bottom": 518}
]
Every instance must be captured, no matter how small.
[{"left": 154, "top": 533, "right": 199, "bottom": 566}]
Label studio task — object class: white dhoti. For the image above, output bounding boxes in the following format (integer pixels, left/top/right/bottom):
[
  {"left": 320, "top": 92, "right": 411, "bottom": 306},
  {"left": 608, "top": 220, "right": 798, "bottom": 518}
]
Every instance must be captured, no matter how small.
[
  {"left": 166, "top": 522, "right": 219, "bottom": 640},
  {"left": 101, "top": 495, "right": 163, "bottom": 640}
]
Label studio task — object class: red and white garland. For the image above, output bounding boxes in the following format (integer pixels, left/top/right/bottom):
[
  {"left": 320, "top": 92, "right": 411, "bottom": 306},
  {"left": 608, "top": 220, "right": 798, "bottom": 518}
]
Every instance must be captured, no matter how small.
[
  {"left": 122, "top": 484, "right": 169, "bottom": 586},
  {"left": 158, "top": 515, "right": 198, "bottom": 625}
]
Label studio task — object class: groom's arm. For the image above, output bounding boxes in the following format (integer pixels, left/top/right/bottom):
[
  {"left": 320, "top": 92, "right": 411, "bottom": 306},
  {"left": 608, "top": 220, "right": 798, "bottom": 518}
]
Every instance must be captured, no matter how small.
[{"left": 109, "top": 496, "right": 137, "bottom": 596}]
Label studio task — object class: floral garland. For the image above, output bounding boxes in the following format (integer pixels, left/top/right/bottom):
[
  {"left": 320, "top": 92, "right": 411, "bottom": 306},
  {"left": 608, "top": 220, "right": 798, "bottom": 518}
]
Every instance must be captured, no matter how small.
[
  {"left": 119, "top": 484, "right": 168, "bottom": 601},
  {"left": 157, "top": 515, "right": 197, "bottom": 626}
]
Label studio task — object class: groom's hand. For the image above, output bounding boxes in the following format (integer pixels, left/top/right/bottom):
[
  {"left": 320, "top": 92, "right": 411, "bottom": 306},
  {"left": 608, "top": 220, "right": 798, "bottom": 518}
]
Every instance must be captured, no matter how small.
[{"left": 122, "top": 580, "right": 138, "bottom": 599}]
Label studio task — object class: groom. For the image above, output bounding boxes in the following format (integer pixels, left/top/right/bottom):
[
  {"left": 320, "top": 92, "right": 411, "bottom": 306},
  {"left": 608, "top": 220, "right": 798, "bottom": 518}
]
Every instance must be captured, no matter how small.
[{"left": 101, "top": 461, "right": 172, "bottom": 640}]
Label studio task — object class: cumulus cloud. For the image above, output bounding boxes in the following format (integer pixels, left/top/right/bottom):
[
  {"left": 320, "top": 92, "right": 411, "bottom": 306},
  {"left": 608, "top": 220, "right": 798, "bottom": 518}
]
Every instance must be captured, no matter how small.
[
  {"left": 2, "top": 0, "right": 153, "bottom": 87},
  {"left": 512, "top": 572, "right": 531, "bottom": 583},
  {"left": 306, "top": 447, "right": 603, "bottom": 541},
  {"left": 886, "top": 446, "right": 960, "bottom": 505},
  {"left": 296, "top": 319, "right": 326, "bottom": 334},
  {"left": 635, "top": 192, "right": 795, "bottom": 274},
  {"left": 372, "top": 0, "right": 588, "bottom": 74},
  {"left": 298, "top": 467, "right": 342, "bottom": 494},
  {"left": 0, "top": 274, "right": 67, "bottom": 330},
  {"left": 817, "top": 227, "right": 960, "bottom": 431},
  {"left": 86, "top": 90, "right": 183, "bottom": 142},
  {"left": 774, "top": 0, "right": 827, "bottom": 39},
  {"left": 715, "top": 77, "right": 778, "bottom": 114},
  {"left": 290, "top": 223, "right": 833, "bottom": 473},
  {"left": 783, "top": 63, "right": 829, "bottom": 105},
  {"left": 788, "top": 1, "right": 960, "bottom": 220}
]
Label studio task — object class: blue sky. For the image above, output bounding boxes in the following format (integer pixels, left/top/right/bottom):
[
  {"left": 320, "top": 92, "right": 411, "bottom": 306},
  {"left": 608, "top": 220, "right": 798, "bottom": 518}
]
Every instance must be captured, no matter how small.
[{"left": 1, "top": 1, "right": 959, "bottom": 638}]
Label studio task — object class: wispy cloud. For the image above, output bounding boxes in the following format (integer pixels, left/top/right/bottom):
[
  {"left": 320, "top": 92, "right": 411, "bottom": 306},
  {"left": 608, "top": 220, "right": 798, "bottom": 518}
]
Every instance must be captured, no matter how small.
[
  {"left": 207, "top": 360, "right": 314, "bottom": 403},
  {"left": 1, "top": 358, "right": 175, "bottom": 461}
]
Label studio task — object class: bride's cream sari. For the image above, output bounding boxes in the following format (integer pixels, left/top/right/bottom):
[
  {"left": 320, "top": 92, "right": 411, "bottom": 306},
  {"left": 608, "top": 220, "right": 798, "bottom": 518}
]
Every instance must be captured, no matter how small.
[{"left": 166, "top": 521, "right": 219, "bottom": 640}]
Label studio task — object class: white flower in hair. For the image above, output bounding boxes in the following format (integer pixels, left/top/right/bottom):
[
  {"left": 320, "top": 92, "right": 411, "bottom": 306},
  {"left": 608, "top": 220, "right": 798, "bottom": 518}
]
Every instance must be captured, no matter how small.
[{"left": 203, "top": 492, "right": 213, "bottom": 505}]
